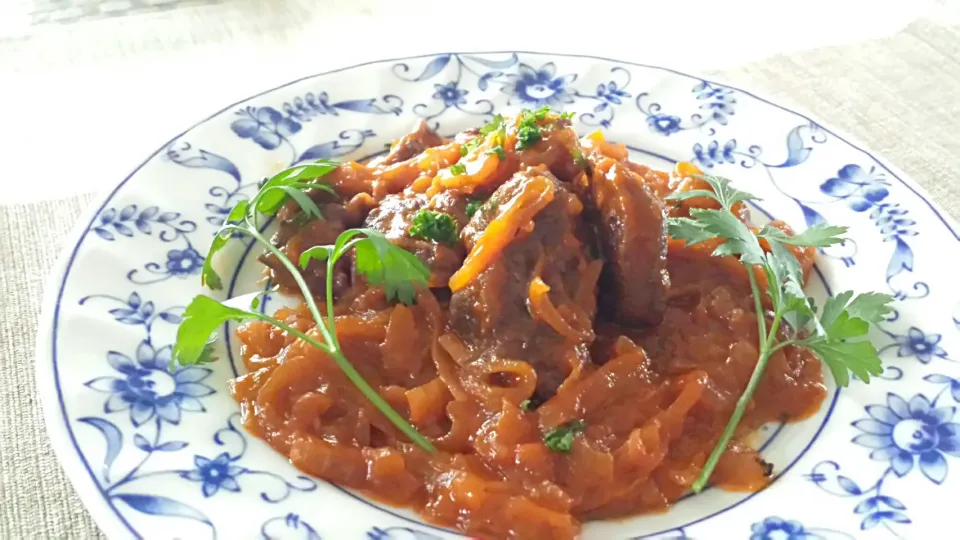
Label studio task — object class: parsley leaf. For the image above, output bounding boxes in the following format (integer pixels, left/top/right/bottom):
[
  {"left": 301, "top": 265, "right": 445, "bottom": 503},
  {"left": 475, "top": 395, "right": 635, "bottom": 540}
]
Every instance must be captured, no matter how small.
[
  {"left": 449, "top": 163, "right": 467, "bottom": 176},
  {"left": 757, "top": 223, "right": 847, "bottom": 248},
  {"left": 571, "top": 148, "right": 588, "bottom": 168},
  {"left": 665, "top": 174, "right": 760, "bottom": 212},
  {"left": 409, "top": 210, "right": 459, "bottom": 245},
  {"left": 353, "top": 229, "right": 431, "bottom": 305},
  {"left": 460, "top": 138, "right": 481, "bottom": 156},
  {"left": 479, "top": 114, "right": 505, "bottom": 136},
  {"left": 668, "top": 173, "right": 894, "bottom": 494},
  {"left": 465, "top": 199, "right": 484, "bottom": 218},
  {"left": 173, "top": 162, "right": 437, "bottom": 454},
  {"left": 171, "top": 295, "right": 255, "bottom": 369},
  {"left": 544, "top": 420, "right": 586, "bottom": 453},
  {"left": 486, "top": 145, "right": 506, "bottom": 160}
]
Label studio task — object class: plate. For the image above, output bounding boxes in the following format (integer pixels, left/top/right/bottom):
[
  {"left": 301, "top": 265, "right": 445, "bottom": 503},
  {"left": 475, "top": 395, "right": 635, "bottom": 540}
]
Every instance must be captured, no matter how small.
[{"left": 37, "top": 52, "right": 960, "bottom": 540}]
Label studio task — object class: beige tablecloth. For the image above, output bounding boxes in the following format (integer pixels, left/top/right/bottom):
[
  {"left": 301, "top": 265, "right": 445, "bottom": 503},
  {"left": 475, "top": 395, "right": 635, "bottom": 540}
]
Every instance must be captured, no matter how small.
[{"left": 2, "top": 17, "right": 959, "bottom": 539}]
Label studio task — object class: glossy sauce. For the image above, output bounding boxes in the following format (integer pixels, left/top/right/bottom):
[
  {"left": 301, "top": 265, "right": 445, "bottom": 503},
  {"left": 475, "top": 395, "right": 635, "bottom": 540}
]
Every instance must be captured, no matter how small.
[{"left": 230, "top": 117, "right": 826, "bottom": 539}]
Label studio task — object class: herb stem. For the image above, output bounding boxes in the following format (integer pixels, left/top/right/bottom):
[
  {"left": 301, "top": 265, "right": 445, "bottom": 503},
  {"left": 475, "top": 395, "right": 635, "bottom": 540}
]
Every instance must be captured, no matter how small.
[
  {"left": 242, "top": 226, "right": 335, "bottom": 347},
  {"left": 692, "top": 342, "right": 776, "bottom": 493},
  {"left": 250, "top": 308, "right": 436, "bottom": 453},
  {"left": 692, "top": 266, "right": 786, "bottom": 493},
  {"left": 226, "top": 225, "right": 437, "bottom": 454},
  {"left": 325, "top": 255, "right": 337, "bottom": 344},
  {"left": 747, "top": 269, "right": 767, "bottom": 343}
]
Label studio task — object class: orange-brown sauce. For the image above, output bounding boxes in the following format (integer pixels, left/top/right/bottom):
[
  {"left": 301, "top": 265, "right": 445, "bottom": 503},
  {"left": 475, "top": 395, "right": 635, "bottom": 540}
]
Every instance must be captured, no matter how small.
[{"left": 230, "top": 115, "right": 826, "bottom": 539}]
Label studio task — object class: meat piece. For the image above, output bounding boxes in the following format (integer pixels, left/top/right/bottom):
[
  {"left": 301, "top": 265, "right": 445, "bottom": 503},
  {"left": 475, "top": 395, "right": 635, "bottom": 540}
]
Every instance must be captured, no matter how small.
[
  {"left": 449, "top": 166, "right": 599, "bottom": 403},
  {"left": 363, "top": 193, "right": 468, "bottom": 287},
  {"left": 262, "top": 195, "right": 371, "bottom": 299},
  {"left": 583, "top": 153, "right": 670, "bottom": 327},
  {"left": 376, "top": 121, "right": 446, "bottom": 166}
]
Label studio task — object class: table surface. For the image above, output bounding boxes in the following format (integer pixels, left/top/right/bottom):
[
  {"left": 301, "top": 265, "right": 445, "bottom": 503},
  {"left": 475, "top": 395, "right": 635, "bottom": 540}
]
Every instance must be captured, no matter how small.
[{"left": 2, "top": 1, "right": 959, "bottom": 538}]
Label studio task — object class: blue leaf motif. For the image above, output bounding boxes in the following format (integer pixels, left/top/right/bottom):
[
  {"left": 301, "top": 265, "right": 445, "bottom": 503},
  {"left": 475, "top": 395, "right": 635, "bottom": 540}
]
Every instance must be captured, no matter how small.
[
  {"left": 119, "top": 205, "right": 137, "bottom": 220},
  {"left": 166, "top": 143, "right": 242, "bottom": 183},
  {"left": 876, "top": 495, "right": 906, "bottom": 510},
  {"left": 133, "top": 434, "right": 152, "bottom": 452},
  {"left": 837, "top": 475, "right": 862, "bottom": 495},
  {"left": 862, "top": 511, "right": 911, "bottom": 530},
  {"left": 155, "top": 441, "right": 189, "bottom": 452},
  {"left": 887, "top": 237, "right": 914, "bottom": 280},
  {"left": 396, "top": 54, "right": 451, "bottom": 81},
  {"left": 114, "top": 493, "right": 211, "bottom": 525},
  {"left": 77, "top": 417, "right": 122, "bottom": 483},
  {"left": 780, "top": 125, "right": 812, "bottom": 167},
  {"left": 93, "top": 228, "right": 115, "bottom": 241},
  {"left": 159, "top": 312, "right": 183, "bottom": 324}
]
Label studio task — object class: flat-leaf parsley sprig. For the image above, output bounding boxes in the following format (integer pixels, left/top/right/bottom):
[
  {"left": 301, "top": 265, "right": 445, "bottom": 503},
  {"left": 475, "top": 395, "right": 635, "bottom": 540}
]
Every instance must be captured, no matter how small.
[
  {"left": 666, "top": 174, "right": 894, "bottom": 493},
  {"left": 171, "top": 159, "right": 436, "bottom": 453}
]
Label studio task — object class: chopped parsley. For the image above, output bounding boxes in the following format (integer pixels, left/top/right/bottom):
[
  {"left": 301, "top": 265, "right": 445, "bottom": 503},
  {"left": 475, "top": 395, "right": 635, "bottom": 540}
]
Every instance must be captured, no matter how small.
[
  {"left": 449, "top": 163, "right": 467, "bottom": 176},
  {"left": 409, "top": 210, "right": 459, "bottom": 245},
  {"left": 486, "top": 145, "right": 506, "bottom": 160},
  {"left": 480, "top": 114, "right": 505, "bottom": 136},
  {"left": 515, "top": 107, "right": 553, "bottom": 151},
  {"left": 465, "top": 199, "right": 483, "bottom": 218},
  {"left": 666, "top": 174, "right": 894, "bottom": 492},
  {"left": 544, "top": 420, "right": 586, "bottom": 453},
  {"left": 572, "top": 148, "right": 588, "bottom": 168},
  {"left": 560, "top": 111, "right": 575, "bottom": 120},
  {"left": 460, "top": 138, "right": 481, "bottom": 156}
]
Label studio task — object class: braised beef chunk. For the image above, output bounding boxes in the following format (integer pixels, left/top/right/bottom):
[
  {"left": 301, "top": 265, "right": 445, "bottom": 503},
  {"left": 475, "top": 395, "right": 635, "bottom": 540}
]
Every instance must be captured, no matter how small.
[
  {"left": 585, "top": 157, "right": 670, "bottom": 327},
  {"left": 363, "top": 193, "right": 467, "bottom": 287},
  {"left": 262, "top": 199, "right": 361, "bottom": 299},
  {"left": 449, "top": 166, "right": 598, "bottom": 402},
  {"left": 379, "top": 121, "right": 446, "bottom": 165}
]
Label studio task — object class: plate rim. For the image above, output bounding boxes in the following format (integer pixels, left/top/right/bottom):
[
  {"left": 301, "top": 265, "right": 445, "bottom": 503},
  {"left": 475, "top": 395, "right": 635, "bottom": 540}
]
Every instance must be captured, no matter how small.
[{"left": 35, "top": 49, "right": 960, "bottom": 540}]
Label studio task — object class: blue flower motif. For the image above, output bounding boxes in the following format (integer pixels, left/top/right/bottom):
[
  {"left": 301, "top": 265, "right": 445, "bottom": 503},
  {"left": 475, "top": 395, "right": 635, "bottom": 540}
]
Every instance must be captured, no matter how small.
[
  {"left": 853, "top": 393, "right": 960, "bottom": 484},
  {"left": 230, "top": 106, "right": 302, "bottom": 150},
  {"left": 85, "top": 341, "right": 214, "bottom": 427},
  {"left": 501, "top": 62, "right": 575, "bottom": 107},
  {"left": 165, "top": 247, "right": 203, "bottom": 277},
  {"left": 431, "top": 82, "right": 467, "bottom": 107},
  {"left": 596, "top": 81, "right": 630, "bottom": 104},
  {"left": 182, "top": 452, "right": 244, "bottom": 497},
  {"left": 693, "top": 139, "right": 738, "bottom": 168},
  {"left": 895, "top": 327, "right": 948, "bottom": 363},
  {"left": 647, "top": 114, "right": 683, "bottom": 136},
  {"left": 749, "top": 517, "right": 810, "bottom": 540},
  {"left": 820, "top": 164, "right": 890, "bottom": 211}
]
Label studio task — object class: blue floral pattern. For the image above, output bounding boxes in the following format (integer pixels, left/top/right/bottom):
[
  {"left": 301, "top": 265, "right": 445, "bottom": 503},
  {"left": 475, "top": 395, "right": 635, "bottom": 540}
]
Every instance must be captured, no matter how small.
[
  {"left": 852, "top": 393, "right": 958, "bottom": 483},
  {"left": 501, "top": 62, "right": 576, "bottom": 107},
  {"left": 84, "top": 340, "right": 213, "bottom": 426},
  {"left": 41, "top": 52, "right": 959, "bottom": 539}
]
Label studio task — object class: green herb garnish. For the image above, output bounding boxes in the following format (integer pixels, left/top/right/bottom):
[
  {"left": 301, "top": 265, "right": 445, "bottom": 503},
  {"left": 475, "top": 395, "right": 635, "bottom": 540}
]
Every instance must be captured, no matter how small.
[
  {"left": 519, "top": 399, "right": 532, "bottom": 411},
  {"left": 173, "top": 160, "right": 436, "bottom": 454},
  {"left": 666, "top": 174, "right": 893, "bottom": 493},
  {"left": 409, "top": 210, "right": 459, "bottom": 245},
  {"left": 486, "top": 145, "right": 506, "bottom": 160},
  {"left": 544, "top": 420, "right": 586, "bottom": 453},
  {"left": 480, "top": 114, "right": 505, "bottom": 136},
  {"left": 572, "top": 148, "right": 587, "bottom": 169},
  {"left": 449, "top": 163, "right": 467, "bottom": 176},
  {"left": 465, "top": 199, "right": 484, "bottom": 218},
  {"left": 560, "top": 111, "right": 575, "bottom": 120},
  {"left": 460, "top": 138, "right": 482, "bottom": 156}
]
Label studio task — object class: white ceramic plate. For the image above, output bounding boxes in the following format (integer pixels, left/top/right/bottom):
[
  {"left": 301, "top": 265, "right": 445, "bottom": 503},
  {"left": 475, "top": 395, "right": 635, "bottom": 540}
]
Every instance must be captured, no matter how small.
[{"left": 37, "top": 52, "right": 960, "bottom": 540}]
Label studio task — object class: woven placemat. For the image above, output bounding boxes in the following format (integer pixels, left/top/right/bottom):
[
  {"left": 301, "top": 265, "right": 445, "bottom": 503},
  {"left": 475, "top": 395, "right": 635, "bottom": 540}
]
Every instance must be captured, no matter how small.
[{"left": 3, "top": 19, "right": 958, "bottom": 539}]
